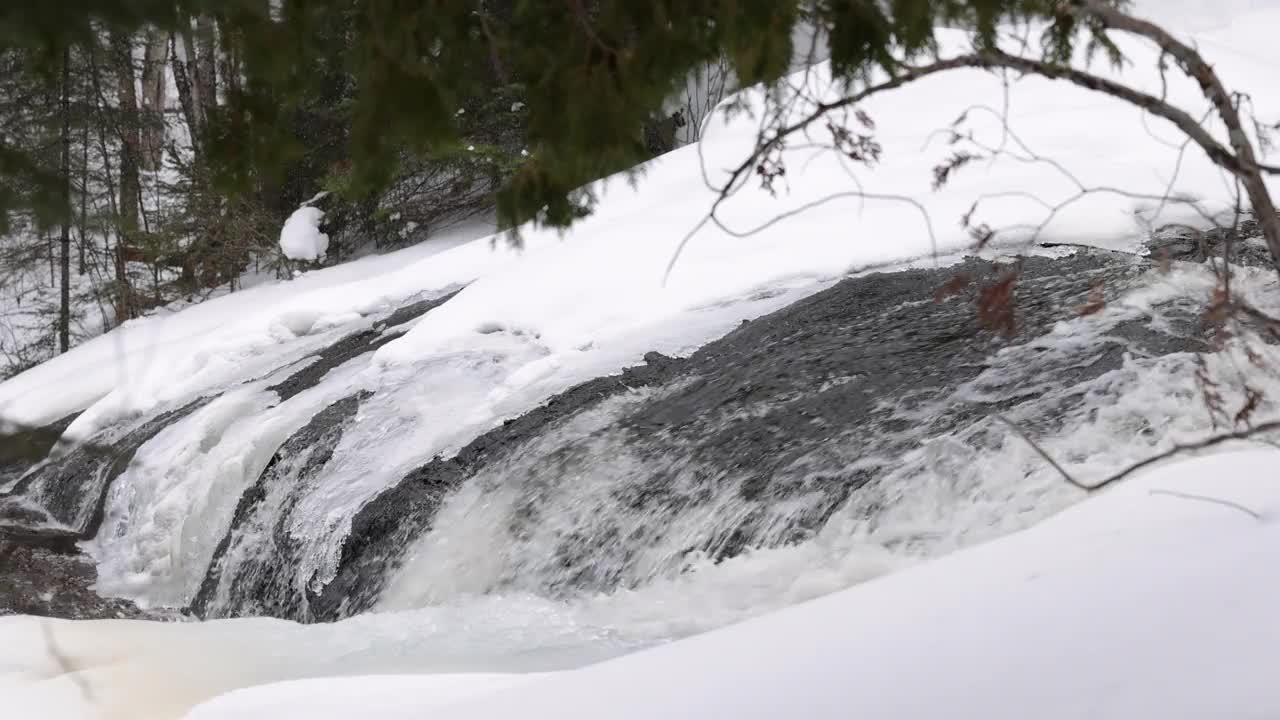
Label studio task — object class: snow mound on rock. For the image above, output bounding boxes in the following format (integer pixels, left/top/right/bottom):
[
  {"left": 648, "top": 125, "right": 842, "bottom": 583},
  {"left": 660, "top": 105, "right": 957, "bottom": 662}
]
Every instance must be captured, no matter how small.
[{"left": 279, "top": 206, "right": 329, "bottom": 262}]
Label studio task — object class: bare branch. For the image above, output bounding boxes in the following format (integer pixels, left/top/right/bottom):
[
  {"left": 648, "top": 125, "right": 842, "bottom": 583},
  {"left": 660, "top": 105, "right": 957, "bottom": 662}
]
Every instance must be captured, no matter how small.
[
  {"left": 1001, "top": 408, "right": 1280, "bottom": 497},
  {"left": 1091, "top": 419, "right": 1280, "bottom": 492},
  {"left": 1067, "top": 0, "right": 1280, "bottom": 273},
  {"left": 1148, "top": 488, "right": 1264, "bottom": 521},
  {"left": 995, "top": 413, "right": 1092, "bottom": 491}
]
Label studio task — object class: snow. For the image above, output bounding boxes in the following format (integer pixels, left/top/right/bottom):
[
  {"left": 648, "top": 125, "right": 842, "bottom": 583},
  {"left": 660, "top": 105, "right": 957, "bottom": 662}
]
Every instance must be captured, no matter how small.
[
  {"left": 0, "top": 219, "right": 488, "bottom": 431},
  {"left": 4, "top": 449, "right": 1279, "bottom": 720},
  {"left": 182, "top": 675, "right": 543, "bottom": 720},
  {"left": 0, "top": 601, "right": 618, "bottom": 720},
  {"left": 279, "top": 206, "right": 330, "bottom": 262}
]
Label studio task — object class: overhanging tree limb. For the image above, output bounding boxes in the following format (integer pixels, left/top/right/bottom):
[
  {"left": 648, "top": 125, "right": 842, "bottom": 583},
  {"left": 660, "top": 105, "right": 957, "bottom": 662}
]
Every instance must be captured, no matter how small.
[
  {"left": 1065, "top": 0, "right": 1280, "bottom": 275},
  {"left": 713, "top": 45, "right": 1280, "bottom": 279}
]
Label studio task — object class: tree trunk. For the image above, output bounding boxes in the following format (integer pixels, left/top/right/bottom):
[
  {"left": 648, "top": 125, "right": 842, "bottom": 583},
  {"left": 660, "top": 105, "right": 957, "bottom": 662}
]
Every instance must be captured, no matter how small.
[
  {"left": 216, "top": 17, "right": 241, "bottom": 101},
  {"left": 139, "top": 28, "right": 168, "bottom": 172},
  {"left": 59, "top": 47, "right": 72, "bottom": 354},
  {"left": 45, "top": 230, "right": 54, "bottom": 287},
  {"left": 170, "top": 33, "right": 202, "bottom": 159},
  {"left": 78, "top": 123, "right": 88, "bottom": 275},
  {"left": 171, "top": 28, "right": 217, "bottom": 291},
  {"left": 113, "top": 33, "right": 141, "bottom": 238},
  {"left": 87, "top": 40, "right": 133, "bottom": 326},
  {"left": 195, "top": 16, "right": 217, "bottom": 116}
]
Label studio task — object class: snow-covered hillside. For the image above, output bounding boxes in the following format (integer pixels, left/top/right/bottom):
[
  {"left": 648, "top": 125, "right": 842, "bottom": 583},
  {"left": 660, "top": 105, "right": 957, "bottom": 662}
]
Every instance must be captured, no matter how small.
[
  {"left": 4, "top": 4, "right": 1280, "bottom": 720},
  {"left": 5, "top": 7, "right": 1277, "bottom": 437}
]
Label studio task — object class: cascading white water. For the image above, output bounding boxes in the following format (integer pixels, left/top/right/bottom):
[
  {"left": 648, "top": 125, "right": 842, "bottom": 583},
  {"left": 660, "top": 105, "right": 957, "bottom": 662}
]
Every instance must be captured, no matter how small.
[
  {"left": 82, "top": 278, "right": 816, "bottom": 614},
  {"left": 84, "top": 354, "right": 372, "bottom": 607},
  {"left": 70, "top": 262, "right": 1280, "bottom": 663},
  {"left": 369, "top": 265, "right": 1280, "bottom": 643}
]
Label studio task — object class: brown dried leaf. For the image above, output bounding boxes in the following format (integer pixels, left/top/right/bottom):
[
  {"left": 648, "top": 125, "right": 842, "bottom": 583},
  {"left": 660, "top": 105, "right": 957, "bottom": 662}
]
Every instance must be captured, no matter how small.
[
  {"left": 1076, "top": 278, "right": 1106, "bottom": 316},
  {"left": 969, "top": 223, "right": 996, "bottom": 249},
  {"left": 1246, "top": 344, "right": 1266, "bottom": 369},
  {"left": 932, "top": 151, "right": 982, "bottom": 191},
  {"left": 1202, "top": 287, "right": 1232, "bottom": 329},
  {"left": 1195, "top": 354, "right": 1228, "bottom": 429},
  {"left": 933, "top": 272, "right": 973, "bottom": 303},
  {"left": 977, "top": 270, "right": 1019, "bottom": 337}
]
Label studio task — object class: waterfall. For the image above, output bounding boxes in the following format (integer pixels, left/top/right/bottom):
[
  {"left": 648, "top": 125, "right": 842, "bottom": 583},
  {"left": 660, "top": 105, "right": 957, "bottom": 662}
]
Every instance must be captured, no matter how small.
[{"left": 7, "top": 253, "right": 1280, "bottom": 651}]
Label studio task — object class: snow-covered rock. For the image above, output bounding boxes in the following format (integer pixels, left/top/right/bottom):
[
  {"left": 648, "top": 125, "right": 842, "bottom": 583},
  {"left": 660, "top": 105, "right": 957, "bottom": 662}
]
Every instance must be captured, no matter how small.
[{"left": 278, "top": 206, "right": 330, "bottom": 262}]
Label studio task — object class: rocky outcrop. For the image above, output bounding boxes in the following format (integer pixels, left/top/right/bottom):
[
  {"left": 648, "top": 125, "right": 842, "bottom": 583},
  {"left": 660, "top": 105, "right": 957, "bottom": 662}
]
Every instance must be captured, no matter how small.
[{"left": 0, "top": 542, "right": 149, "bottom": 620}]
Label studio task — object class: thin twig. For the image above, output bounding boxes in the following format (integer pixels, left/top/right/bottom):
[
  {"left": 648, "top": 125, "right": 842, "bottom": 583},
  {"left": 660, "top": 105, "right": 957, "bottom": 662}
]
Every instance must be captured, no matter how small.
[
  {"left": 995, "top": 413, "right": 1092, "bottom": 491},
  {"left": 1148, "top": 488, "right": 1263, "bottom": 521},
  {"left": 999, "top": 413, "right": 1280, "bottom": 494},
  {"left": 1092, "top": 419, "right": 1280, "bottom": 491},
  {"left": 40, "top": 618, "right": 94, "bottom": 704}
]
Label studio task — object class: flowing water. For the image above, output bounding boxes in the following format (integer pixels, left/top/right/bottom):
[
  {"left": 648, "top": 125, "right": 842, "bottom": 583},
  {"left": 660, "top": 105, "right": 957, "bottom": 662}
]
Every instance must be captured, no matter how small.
[{"left": 4, "top": 251, "right": 1280, "bottom": 669}]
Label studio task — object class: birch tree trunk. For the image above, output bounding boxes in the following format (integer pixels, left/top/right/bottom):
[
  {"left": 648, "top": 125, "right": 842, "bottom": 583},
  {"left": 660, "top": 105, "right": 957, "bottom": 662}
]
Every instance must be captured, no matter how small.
[{"left": 170, "top": 32, "right": 202, "bottom": 160}]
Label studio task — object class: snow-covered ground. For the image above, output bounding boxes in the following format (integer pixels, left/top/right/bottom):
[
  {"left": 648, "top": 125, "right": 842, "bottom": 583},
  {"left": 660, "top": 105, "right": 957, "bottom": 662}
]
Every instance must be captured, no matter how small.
[{"left": 5, "top": 4, "right": 1280, "bottom": 719}]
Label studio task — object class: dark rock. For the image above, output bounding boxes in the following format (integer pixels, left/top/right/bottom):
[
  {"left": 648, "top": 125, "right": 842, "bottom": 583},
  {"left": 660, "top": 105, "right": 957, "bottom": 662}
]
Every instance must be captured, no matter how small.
[
  {"left": 193, "top": 392, "right": 372, "bottom": 619},
  {"left": 0, "top": 541, "right": 149, "bottom": 619},
  {"left": 1147, "top": 217, "right": 1275, "bottom": 268},
  {"left": 0, "top": 399, "right": 209, "bottom": 538},
  {"left": 0, "top": 412, "right": 80, "bottom": 493}
]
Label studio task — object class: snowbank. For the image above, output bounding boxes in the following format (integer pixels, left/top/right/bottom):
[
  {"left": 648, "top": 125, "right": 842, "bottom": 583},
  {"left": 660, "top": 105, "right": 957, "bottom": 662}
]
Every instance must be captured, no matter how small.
[
  {"left": 0, "top": 609, "right": 578, "bottom": 720},
  {"left": 182, "top": 675, "right": 544, "bottom": 720},
  {"left": 4, "top": 449, "right": 1277, "bottom": 720}
]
